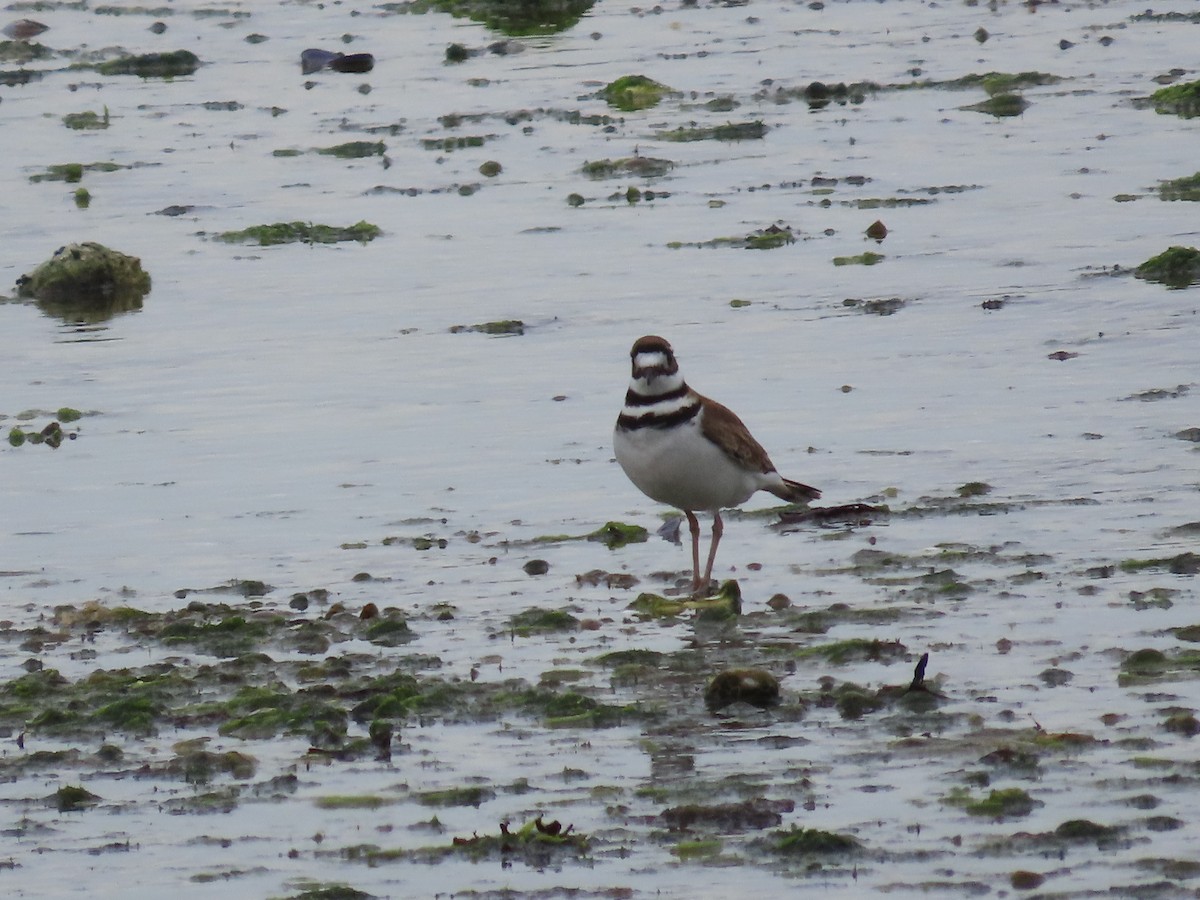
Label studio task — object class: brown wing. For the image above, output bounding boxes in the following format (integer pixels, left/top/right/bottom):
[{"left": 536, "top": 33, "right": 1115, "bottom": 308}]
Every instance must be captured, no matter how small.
[
  {"left": 700, "top": 396, "right": 821, "bottom": 501},
  {"left": 698, "top": 396, "right": 777, "bottom": 475}
]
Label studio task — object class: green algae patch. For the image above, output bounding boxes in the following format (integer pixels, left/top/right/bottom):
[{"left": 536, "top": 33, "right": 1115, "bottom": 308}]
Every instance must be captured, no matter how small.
[
  {"left": 977, "top": 72, "right": 1059, "bottom": 95},
  {"left": 53, "top": 784, "right": 101, "bottom": 812},
  {"left": 15, "top": 242, "right": 150, "bottom": 310},
  {"left": 629, "top": 580, "right": 742, "bottom": 621},
  {"left": 314, "top": 794, "right": 401, "bottom": 810},
  {"left": 445, "top": 817, "right": 589, "bottom": 865},
  {"left": 668, "top": 224, "right": 794, "bottom": 251},
  {"left": 603, "top": 75, "right": 672, "bottom": 111},
  {"left": 1148, "top": 80, "right": 1200, "bottom": 118},
  {"left": 672, "top": 838, "right": 722, "bottom": 860},
  {"left": 662, "top": 798, "right": 789, "bottom": 832},
  {"left": 1118, "top": 647, "right": 1200, "bottom": 686},
  {"left": 0, "top": 39, "right": 51, "bottom": 63},
  {"left": 760, "top": 825, "right": 861, "bottom": 856},
  {"left": 364, "top": 613, "right": 414, "bottom": 648},
  {"left": 448, "top": 319, "right": 525, "bottom": 335},
  {"left": 587, "top": 520, "right": 648, "bottom": 549},
  {"left": 1055, "top": 819, "right": 1120, "bottom": 842},
  {"left": 171, "top": 747, "right": 256, "bottom": 783},
  {"left": 216, "top": 221, "right": 381, "bottom": 246},
  {"left": 593, "top": 649, "right": 666, "bottom": 668},
  {"left": 962, "top": 93, "right": 1029, "bottom": 116},
  {"left": 581, "top": 156, "right": 673, "bottom": 179},
  {"left": 417, "top": 785, "right": 495, "bottom": 808},
  {"left": 539, "top": 691, "right": 635, "bottom": 728},
  {"left": 218, "top": 685, "right": 347, "bottom": 742},
  {"left": 284, "top": 883, "right": 374, "bottom": 900},
  {"left": 158, "top": 612, "right": 280, "bottom": 658},
  {"left": 510, "top": 607, "right": 579, "bottom": 636},
  {"left": 96, "top": 50, "right": 199, "bottom": 78},
  {"left": 657, "top": 120, "right": 766, "bottom": 142},
  {"left": 29, "top": 162, "right": 125, "bottom": 183},
  {"left": 421, "top": 134, "right": 491, "bottom": 152},
  {"left": 1158, "top": 172, "right": 1200, "bottom": 201},
  {"left": 745, "top": 224, "right": 794, "bottom": 250},
  {"left": 316, "top": 140, "right": 386, "bottom": 159},
  {"left": 795, "top": 638, "right": 906, "bottom": 665},
  {"left": 704, "top": 669, "right": 780, "bottom": 711},
  {"left": 961, "top": 787, "right": 1039, "bottom": 818},
  {"left": 1134, "top": 246, "right": 1200, "bottom": 288},
  {"left": 833, "top": 251, "right": 885, "bottom": 267},
  {"left": 63, "top": 108, "right": 111, "bottom": 130},
  {"left": 5, "top": 410, "right": 83, "bottom": 450},
  {"left": 1119, "top": 551, "right": 1200, "bottom": 574}
]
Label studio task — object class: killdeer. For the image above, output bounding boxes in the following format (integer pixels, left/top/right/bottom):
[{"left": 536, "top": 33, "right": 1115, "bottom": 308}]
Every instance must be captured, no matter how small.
[{"left": 613, "top": 335, "right": 820, "bottom": 594}]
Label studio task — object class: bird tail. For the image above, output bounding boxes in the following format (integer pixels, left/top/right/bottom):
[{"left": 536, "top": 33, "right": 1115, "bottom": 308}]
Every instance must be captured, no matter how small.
[{"left": 772, "top": 478, "right": 821, "bottom": 504}]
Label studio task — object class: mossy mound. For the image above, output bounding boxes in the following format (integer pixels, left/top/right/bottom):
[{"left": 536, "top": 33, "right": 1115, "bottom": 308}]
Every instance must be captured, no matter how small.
[
  {"left": 1148, "top": 80, "right": 1200, "bottom": 118},
  {"left": 1135, "top": 246, "right": 1200, "bottom": 288},
  {"left": 602, "top": 75, "right": 672, "bottom": 112},
  {"left": 97, "top": 50, "right": 200, "bottom": 78},
  {"left": 15, "top": 242, "right": 150, "bottom": 319}
]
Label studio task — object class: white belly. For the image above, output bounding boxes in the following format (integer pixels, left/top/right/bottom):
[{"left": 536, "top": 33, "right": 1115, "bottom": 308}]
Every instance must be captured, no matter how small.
[{"left": 614, "top": 416, "right": 761, "bottom": 512}]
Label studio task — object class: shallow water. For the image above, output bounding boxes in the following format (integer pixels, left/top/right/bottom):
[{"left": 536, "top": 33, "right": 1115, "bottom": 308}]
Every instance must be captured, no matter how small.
[{"left": 2, "top": 0, "right": 1200, "bottom": 897}]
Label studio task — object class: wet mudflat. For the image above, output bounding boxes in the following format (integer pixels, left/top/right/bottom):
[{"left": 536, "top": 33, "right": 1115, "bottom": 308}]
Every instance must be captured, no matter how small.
[{"left": 1, "top": 0, "right": 1199, "bottom": 897}]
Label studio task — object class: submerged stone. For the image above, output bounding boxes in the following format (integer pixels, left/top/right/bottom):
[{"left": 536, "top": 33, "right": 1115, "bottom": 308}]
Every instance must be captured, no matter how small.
[{"left": 704, "top": 669, "right": 780, "bottom": 711}]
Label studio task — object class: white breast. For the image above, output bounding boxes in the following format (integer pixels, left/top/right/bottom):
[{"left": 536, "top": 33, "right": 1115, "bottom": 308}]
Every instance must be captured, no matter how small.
[{"left": 614, "top": 411, "right": 763, "bottom": 512}]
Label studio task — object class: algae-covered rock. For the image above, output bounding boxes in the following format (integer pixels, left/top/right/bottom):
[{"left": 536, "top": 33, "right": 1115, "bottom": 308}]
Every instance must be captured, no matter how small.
[
  {"left": 602, "top": 75, "right": 672, "bottom": 112},
  {"left": 1148, "top": 80, "right": 1200, "bottom": 118},
  {"left": 97, "top": 50, "right": 199, "bottom": 78},
  {"left": 1135, "top": 245, "right": 1200, "bottom": 288},
  {"left": 428, "top": 0, "right": 596, "bottom": 36},
  {"left": 16, "top": 242, "right": 150, "bottom": 321}
]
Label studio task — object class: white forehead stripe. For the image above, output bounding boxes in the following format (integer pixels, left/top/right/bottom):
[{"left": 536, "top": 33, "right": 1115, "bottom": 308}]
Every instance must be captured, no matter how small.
[{"left": 634, "top": 350, "right": 670, "bottom": 369}]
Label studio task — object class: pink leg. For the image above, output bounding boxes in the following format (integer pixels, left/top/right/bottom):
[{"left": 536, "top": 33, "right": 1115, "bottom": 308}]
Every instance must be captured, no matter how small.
[
  {"left": 685, "top": 511, "right": 702, "bottom": 593},
  {"left": 701, "top": 510, "right": 723, "bottom": 593}
]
